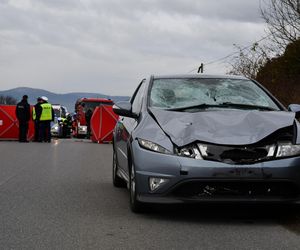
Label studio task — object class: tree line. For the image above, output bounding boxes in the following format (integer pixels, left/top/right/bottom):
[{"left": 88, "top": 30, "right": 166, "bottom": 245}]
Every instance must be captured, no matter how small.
[{"left": 0, "top": 95, "right": 17, "bottom": 105}]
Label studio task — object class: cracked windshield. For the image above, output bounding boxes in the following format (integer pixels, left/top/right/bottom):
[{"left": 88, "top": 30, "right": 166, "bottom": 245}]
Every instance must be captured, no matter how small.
[{"left": 150, "top": 78, "right": 280, "bottom": 111}]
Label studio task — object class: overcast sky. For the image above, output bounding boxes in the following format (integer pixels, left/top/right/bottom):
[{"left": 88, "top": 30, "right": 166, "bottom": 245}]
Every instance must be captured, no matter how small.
[{"left": 0, "top": 0, "right": 267, "bottom": 96}]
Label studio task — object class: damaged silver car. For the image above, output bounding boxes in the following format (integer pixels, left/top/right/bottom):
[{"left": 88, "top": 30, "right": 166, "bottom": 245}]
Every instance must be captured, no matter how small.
[{"left": 112, "top": 74, "right": 300, "bottom": 212}]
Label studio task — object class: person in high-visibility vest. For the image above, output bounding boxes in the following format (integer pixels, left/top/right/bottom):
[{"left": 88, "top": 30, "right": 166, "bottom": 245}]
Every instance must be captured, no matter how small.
[
  {"left": 32, "top": 97, "right": 43, "bottom": 142},
  {"left": 62, "top": 114, "right": 72, "bottom": 138},
  {"left": 37, "top": 96, "right": 54, "bottom": 142}
]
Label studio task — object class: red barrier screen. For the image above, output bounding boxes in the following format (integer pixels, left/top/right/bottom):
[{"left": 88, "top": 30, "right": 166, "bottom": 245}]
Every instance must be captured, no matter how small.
[
  {"left": 0, "top": 105, "right": 34, "bottom": 141},
  {"left": 90, "top": 105, "right": 118, "bottom": 143}
]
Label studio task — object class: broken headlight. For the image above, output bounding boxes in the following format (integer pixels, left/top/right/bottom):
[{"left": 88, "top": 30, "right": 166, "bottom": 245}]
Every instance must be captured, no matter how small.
[
  {"left": 137, "top": 138, "right": 172, "bottom": 154},
  {"left": 177, "top": 144, "right": 202, "bottom": 159},
  {"left": 177, "top": 143, "right": 278, "bottom": 161},
  {"left": 276, "top": 143, "right": 300, "bottom": 158}
]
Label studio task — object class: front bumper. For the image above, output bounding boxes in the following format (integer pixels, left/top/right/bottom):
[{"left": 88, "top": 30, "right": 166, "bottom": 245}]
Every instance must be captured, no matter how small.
[
  {"left": 131, "top": 140, "right": 300, "bottom": 204},
  {"left": 51, "top": 125, "right": 60, "bottom": 137},
  {"left": 137, "top": 180, "right": 300, "bottom": 204}
]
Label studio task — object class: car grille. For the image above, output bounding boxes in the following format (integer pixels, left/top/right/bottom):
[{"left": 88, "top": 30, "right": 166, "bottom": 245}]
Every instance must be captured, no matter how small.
[
  {"left": 203, "top": 145, "right": 271, "bottom": 164},
  {"left": 171, "top": 181, "right": 299, "bottom": 200}
]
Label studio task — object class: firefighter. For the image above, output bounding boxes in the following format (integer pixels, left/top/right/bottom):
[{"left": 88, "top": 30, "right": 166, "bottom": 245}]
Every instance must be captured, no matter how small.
[
  {"left": 32, "top": 97, "right": 43, "bottom": 142},
  {"left": 65, "top": 113, "right": 72, "bottom": 137},
  {"left": 37, "top": 96, "right": 54, "bottom": 142},
  {"left": 85, "top": 108, "right": 93, "bottom": 138},
  {"left": 15, "top": 95, "right": 30, "bottom": 142},
  {"left": 61, "top": 114, "right": 72, "bottom": 138}
]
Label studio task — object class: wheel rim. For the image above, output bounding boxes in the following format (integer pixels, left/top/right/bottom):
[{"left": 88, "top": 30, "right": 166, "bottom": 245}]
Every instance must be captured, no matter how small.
[{"left": 130, "top": 164, "right": 136, "bottom": 203}]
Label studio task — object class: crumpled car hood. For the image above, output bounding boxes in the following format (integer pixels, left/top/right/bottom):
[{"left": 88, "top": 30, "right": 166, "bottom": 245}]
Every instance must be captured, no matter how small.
[{"left": 150, "top": 108, "right": 297, "bottom": 146}]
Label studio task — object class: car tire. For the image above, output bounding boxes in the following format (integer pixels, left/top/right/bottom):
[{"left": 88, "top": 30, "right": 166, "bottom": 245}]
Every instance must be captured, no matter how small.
[
  {"left": 112, "top": 149, "right": 126, "bottom": 188},
  {"left": 129, "top": 162, "right": 145, "bottom": 213}
]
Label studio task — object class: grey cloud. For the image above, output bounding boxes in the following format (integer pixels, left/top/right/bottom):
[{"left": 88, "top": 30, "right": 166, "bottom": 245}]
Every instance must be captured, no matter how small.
[
  {"left": 0, "top": 0, "right": 266, "bottom": 95},
  {"left": 89, "top": 0, "right": 263, "bottom": 23},
  {"left": 32, "top": 0, "right": 83, "bottom": 11}
]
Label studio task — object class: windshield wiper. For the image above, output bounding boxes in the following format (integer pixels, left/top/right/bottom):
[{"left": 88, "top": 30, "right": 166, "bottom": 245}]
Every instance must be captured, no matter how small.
[
  {"left": 219, "top": 102, "right": 276, "bottom": 111},
  {"left": 166, "top": 103, "right": 222, "bottom": 111},
  {"left": 165, "top": 102, "right": 276, "bottom": 112}
]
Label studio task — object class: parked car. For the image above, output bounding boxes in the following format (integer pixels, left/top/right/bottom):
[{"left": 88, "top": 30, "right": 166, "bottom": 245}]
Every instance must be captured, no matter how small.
[
  {"left": 51, "top": 105, "right": 68, "bottom": 137},
  {"left": 112, "top": 74, "right": 300, "bottom": 212}
]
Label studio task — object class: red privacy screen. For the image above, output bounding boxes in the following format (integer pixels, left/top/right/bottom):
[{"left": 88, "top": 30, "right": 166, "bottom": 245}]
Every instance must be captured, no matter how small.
[{"left": 0, "top": 105, "right": 34, "bottom": 141}]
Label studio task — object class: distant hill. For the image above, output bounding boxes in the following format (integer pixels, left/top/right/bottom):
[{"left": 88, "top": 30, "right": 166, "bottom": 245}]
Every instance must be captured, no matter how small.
[{"left": 0, "top": 87, "right": 130, "bottom": 112}]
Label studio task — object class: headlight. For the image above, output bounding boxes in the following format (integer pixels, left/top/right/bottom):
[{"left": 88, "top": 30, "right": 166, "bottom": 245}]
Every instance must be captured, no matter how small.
[
  {"left": 276, "top": 143, "right": 300, "bottom": 157},
  {"left": 177, "top": 144, "right": 202, "bottom": 159},
  {"left": 79, "top": 126, "right": 87, "bottom": 131},
  {"left": 51, "top": 125, "right": 59, "bottom": 131},
  {"left": 137, "top": 138, "right": 171, "bottom": 154}
]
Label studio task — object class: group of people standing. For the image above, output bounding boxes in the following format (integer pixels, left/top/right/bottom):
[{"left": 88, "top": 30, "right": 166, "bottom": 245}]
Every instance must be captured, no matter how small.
[{"left": 16, "top": 95, "right": 54, "bottom": 142}]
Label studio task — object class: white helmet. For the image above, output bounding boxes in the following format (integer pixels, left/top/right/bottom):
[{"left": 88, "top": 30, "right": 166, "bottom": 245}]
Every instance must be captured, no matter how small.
[{"left": 41, "top": 96, "right": 48, "bottom": 101}]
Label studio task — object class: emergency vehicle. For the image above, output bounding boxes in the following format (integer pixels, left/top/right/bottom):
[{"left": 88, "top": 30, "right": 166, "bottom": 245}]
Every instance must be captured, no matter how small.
[{"left": 73, "top": 98, "right": 114, "bottom": 138}]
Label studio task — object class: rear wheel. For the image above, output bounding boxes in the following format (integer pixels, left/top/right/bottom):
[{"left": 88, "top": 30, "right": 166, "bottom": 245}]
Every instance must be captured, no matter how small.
[
  {"left": 129, "top": 162, "right": 145, "bottom": 213},
  {"left": 112, "top": 149, "right": 126, "bottom": 187}
]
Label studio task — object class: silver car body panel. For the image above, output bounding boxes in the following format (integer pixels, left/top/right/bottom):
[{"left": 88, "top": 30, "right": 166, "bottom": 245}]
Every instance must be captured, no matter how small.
[
  {"left": 131, "top": 140, "right": 300, "bottom": 203},
  {"left": 150, "top": 109, "right": 297, "bottom": 146}
]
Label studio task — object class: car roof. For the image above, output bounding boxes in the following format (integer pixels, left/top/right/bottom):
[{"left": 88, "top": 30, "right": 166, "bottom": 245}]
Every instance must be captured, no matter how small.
[
  {"left": 78, "top": 98, "right": 113, "bottom": 102},
  {"left": 152, "top": 74, "right": 249, "bottom": 80}
]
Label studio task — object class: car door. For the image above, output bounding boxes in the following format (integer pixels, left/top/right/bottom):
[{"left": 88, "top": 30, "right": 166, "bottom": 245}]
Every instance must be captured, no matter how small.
[{"left": 115, "top": 79, "right": 147, "bottom": 177}]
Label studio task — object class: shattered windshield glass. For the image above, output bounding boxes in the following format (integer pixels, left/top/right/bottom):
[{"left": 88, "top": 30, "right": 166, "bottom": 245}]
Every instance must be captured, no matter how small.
[{"left": 149, "top": 78, "right": 280, "bottom": 111}]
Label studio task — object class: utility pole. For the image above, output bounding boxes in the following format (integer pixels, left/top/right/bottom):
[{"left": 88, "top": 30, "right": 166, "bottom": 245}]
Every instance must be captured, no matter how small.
[{"left": 197, "top": 63, "right": 204, "bottom": 73}]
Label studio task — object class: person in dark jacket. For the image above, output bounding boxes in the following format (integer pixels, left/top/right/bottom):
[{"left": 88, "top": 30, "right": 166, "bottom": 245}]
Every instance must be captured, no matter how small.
[{"left": 15, "top": 95, "right": 31, "bottom": 142}]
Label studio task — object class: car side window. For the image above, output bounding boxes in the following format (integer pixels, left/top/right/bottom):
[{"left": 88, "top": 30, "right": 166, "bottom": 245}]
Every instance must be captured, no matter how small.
[{"left": 131, "top": 80, "right": 146, "bottom": 115}]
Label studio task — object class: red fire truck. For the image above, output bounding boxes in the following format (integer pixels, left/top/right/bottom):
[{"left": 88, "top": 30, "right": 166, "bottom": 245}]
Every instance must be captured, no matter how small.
[{"left": 73, "top": 98, "right": 114, "bottom": 138}]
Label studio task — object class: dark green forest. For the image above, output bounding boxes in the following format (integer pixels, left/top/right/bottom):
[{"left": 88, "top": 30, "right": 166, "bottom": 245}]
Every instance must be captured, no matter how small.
[{"left": 256, "top": 39, "right": 300, "bottom": 107}]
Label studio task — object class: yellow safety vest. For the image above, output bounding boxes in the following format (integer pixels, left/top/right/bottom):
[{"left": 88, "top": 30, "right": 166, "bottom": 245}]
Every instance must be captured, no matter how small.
[
  {"left": 32, "top": 107, "right": 36, "bottom": 120},
  {"left": 40, "top": 103, "right": 52, "bottom": 121}
]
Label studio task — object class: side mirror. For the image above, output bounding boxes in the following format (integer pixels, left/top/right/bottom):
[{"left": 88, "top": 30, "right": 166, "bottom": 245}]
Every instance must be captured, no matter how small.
[
  {"left": 113, "top": 101, "right": 138, "bottom": 119},
  {"left": 288, "top": 104, "right": 300, "bottom": 119}
]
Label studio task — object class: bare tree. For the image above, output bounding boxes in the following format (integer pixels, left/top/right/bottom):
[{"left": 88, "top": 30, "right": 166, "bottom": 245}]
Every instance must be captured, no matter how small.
[
  {"left": 0, "top": 95, "right": 17, "bottom": 105},
  {"left": 261, "top": 0, "right": 300, "bottom": 51},
  {"left": 227, "top": 43, "right": 270, "bottom": 78},
  {"left": 227, "top": 0, "right": 299, "bottom": 78}
]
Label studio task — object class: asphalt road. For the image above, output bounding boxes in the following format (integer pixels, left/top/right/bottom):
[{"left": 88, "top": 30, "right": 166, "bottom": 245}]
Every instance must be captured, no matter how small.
[{"left": 1, "top": 139, "right": 300, "bottom": 250}]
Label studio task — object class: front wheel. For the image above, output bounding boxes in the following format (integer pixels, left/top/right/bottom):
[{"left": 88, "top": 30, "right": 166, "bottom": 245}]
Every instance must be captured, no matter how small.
[
  {"left": 112, "top": 150, "right": 126, "bottom": 187},
  {"left": 129, "top": 162, "right": 145, "bottom": 213}
]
